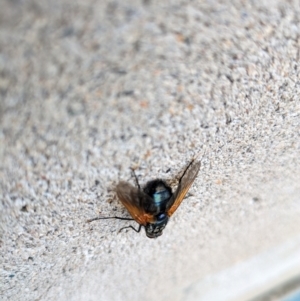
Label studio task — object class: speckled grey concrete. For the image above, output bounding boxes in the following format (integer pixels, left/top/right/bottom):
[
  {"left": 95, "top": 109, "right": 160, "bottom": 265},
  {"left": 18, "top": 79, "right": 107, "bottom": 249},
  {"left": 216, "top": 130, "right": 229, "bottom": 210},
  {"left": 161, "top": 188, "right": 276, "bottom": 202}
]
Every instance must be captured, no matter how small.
[{"left": 1, "top": 1, "right": 300, "bottom": 301}]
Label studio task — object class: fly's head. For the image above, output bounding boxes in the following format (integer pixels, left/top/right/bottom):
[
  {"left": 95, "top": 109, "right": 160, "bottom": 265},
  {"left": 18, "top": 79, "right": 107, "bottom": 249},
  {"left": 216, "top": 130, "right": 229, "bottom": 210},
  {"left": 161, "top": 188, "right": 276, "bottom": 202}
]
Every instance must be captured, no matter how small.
[{"left": 145, "top": 213, "right": 169, "bottom": 238}]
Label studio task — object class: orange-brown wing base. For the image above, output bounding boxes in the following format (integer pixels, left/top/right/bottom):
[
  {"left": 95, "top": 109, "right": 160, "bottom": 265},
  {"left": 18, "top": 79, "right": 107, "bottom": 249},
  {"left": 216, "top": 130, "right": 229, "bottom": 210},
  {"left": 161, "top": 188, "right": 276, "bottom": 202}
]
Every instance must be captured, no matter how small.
[
  {"left": 116, "top": 181, "right": 155, "bottom": 225},
  {"left": 167, "top": 160, "right": 201, "bottom": 217}
]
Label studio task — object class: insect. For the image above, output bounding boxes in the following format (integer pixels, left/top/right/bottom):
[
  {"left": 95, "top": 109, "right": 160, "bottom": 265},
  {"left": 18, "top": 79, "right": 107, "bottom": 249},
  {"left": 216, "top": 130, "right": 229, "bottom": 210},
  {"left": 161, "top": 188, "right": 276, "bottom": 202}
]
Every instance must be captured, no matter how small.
[{"left": 87, "top": 158, "right": 201, "bottom": 238}]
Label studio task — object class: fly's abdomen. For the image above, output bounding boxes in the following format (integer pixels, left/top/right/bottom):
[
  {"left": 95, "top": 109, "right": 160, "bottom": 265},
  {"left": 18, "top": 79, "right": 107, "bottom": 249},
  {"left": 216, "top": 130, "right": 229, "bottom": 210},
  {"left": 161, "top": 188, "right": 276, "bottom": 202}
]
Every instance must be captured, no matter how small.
[
  {"left": 153, "top": 190, "right": 171, "bottom": 206},
  {"left": 143, "top": 179, "right": 172, "bottom": 213}
]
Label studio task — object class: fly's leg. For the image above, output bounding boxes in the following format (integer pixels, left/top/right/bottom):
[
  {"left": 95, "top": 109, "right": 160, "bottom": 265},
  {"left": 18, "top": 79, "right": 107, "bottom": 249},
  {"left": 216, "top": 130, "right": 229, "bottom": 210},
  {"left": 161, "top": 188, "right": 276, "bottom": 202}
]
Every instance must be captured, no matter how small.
[
  {"left": 118, "top": 224, "right": 142, "bottom": 233},
  {"left": 87, "top": 216, "right": 134, "bottom": 223},
  {"left": 130, "top": 168, "right": 141, "bottom": 190}
]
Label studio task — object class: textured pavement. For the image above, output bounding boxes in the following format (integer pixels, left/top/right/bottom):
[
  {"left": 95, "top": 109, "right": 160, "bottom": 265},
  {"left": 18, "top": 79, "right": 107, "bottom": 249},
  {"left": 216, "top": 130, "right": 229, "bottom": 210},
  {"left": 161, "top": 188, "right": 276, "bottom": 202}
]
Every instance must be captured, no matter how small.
[{"left": 1, "top": 1, "right": 300, "bottom": 300}]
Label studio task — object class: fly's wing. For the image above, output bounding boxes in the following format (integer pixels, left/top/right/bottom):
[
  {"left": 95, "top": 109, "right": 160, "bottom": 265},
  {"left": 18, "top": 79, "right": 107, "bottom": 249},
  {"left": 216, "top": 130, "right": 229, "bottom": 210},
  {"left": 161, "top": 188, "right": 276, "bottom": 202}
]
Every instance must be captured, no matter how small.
[
  {"left": 166, "top": 160, "right": 201, "bottom": 217},
  {"left": 116, "top": 181, "right": 155, "bottom": 226}
]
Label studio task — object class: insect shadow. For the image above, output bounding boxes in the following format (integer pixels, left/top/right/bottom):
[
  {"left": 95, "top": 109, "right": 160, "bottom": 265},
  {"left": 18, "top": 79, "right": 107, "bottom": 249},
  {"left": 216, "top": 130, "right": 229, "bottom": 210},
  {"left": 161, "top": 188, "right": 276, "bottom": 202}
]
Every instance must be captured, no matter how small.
[{"left": 87, "top": 158, "right": 201, "bottom": 238}]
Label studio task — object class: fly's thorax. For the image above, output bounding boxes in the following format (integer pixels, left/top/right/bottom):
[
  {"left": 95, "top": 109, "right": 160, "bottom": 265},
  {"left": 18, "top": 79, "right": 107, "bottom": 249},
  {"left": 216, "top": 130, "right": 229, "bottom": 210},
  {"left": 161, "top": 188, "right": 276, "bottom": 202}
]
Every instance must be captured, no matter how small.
[{"left": 145, "top": 213, "right": 169, "bottom": 238}]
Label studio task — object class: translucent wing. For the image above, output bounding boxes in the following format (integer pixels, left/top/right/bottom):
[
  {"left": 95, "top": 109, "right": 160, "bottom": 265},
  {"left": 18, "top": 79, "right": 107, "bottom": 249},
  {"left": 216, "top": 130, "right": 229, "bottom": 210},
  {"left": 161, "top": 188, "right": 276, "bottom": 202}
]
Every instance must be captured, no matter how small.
[
  {"left": 116, "top": 181, "right": 155, "bottom": 226},
  {"left": 166, "top": 160, "right": 201, "bottom": 217}
]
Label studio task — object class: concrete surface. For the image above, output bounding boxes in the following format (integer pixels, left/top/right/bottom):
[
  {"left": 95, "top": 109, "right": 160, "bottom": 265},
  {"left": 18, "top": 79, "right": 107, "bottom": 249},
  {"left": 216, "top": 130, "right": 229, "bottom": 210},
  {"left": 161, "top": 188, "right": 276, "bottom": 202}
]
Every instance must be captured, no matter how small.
[{"left": 0, "top": 0, "right": 300, "bottom": 300}]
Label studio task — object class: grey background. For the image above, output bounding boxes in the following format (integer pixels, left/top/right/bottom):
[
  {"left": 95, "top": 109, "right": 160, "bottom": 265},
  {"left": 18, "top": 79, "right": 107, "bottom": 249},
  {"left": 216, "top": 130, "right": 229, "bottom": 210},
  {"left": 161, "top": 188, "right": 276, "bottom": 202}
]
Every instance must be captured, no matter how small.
[{"left": 1, "top": 0, "right": 300, "bottom": 300}]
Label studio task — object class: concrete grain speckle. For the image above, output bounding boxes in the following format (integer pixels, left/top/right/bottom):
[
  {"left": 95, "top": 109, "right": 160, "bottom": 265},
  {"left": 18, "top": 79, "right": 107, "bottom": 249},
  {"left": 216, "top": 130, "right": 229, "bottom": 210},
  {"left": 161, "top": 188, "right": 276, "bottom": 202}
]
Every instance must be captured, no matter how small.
[{"left": 1, "top": 0, "right": 300, "bottom": 300}]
